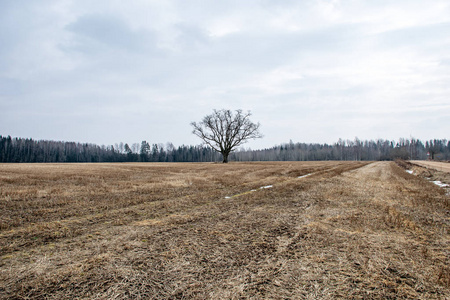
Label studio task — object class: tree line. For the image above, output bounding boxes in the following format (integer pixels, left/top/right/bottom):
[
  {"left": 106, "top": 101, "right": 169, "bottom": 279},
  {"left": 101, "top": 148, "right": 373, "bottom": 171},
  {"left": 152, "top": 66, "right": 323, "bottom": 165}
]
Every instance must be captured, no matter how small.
[
  {"left": 0, "top": 136, "right": 221, "bottom": 163},
  {"left": 0, "top": 135, "right": 448, "bottom": 163},
  {"left": 231, "top": 138, "right": 449, "bottom": 162}
]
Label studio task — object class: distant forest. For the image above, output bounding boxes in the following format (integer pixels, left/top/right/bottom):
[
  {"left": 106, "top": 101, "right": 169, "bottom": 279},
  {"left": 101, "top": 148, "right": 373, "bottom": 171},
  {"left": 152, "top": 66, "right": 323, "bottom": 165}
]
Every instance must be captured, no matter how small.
[{"left": 0, "top": 135, "right": 449, "bottom": 163}]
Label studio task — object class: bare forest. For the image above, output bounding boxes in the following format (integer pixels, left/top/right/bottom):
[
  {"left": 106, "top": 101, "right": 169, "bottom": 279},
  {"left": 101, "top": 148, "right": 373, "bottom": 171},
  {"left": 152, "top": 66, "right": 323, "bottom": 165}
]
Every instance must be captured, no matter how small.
[{"left": 1, "top": 135, "right": 449, "bottom": 163}]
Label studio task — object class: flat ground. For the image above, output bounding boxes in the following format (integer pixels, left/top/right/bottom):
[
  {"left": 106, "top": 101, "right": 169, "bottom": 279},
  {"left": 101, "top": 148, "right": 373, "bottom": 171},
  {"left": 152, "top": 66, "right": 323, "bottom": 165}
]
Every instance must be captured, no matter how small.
[
  {"left": 0, "top": 161, "right": 449, "bottom": 299},
  {"left": 411, "top": 161, "right": 450, "bottom": 173}
]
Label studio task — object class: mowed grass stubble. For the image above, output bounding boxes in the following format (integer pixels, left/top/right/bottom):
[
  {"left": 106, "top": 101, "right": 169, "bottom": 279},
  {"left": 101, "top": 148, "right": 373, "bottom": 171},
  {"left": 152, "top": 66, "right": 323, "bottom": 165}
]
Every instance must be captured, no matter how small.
[{"left": 0, "top": 161, "right": 449, "bottom": 299}]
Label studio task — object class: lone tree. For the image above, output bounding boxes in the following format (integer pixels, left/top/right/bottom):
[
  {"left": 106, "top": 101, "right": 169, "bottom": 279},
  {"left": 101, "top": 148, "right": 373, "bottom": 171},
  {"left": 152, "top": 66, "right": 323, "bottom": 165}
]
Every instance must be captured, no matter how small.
[{"left": 191, "top": 109, "right": 263, "bottom": 163}]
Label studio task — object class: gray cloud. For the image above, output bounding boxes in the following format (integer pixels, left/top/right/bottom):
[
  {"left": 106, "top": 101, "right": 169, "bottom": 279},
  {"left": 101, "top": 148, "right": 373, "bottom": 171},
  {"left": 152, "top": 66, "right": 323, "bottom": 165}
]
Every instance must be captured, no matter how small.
[
  {"left": 65, "top": 14, "right": 159, "bottom": 54},
  {"left": 1, "top": 0, "right": 449, "bottom": 148}
]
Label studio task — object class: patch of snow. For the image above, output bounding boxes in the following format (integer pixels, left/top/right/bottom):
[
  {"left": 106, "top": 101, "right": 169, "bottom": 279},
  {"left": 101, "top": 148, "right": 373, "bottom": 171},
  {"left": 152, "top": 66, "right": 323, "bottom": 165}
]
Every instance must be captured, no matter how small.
[
  {"left": 406, "top": 170, "right": 413, "bottom": 174},
  {"left": 431, "top": 181, "right": 449, "bottom": 188},
  {"left": 298, "top": 173, "right": 312, "bottom": 178},
  {"left": 260, "top": 185, "right": 273, "bottom": 189},
  {"left": 251, "top": 189, "right": 257, "bottom": 192},
  {"left": 224, "top": 196, "right": 231, "bottom": 199}
]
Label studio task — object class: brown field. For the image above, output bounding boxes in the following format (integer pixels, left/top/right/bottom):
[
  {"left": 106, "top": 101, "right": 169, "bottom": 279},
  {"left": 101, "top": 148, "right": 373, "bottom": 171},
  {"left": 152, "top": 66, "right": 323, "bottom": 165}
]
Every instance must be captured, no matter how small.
[
  {"left": 0, "top": 161, "right": 449, "bottom": 299},
  {"left": 411, "top": 161, "right": 450, "bottom": 173}
]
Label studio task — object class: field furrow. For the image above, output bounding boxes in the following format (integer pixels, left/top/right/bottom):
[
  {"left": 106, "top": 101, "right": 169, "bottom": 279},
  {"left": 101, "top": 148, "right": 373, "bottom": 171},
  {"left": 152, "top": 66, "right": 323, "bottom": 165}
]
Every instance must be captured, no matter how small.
[{"left": 0, "top": 161, "right": 448, "bottom": 299}]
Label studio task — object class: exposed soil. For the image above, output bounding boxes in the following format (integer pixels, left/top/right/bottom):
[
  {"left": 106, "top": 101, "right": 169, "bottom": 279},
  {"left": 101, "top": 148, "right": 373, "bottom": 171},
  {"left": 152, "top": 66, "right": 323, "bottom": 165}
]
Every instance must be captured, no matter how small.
[
  {"left": 411, "top": 161, "right": 450, "bottom": 173},
  {"left": 398, "top": 160, "right": 450, "bottom": 193},
  {"left": 0, "top": 161, "right": 449, "bottom": 299}
]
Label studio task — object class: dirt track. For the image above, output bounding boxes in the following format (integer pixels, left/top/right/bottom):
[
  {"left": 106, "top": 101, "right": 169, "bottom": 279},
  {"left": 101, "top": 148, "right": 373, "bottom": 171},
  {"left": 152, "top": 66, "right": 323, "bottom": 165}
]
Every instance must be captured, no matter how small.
[
  {"left": 1, "top": 161, "right": 449, "bottom": 299},
  {"left": 411, "top": 160, "right": 450, "bottom": 173}
]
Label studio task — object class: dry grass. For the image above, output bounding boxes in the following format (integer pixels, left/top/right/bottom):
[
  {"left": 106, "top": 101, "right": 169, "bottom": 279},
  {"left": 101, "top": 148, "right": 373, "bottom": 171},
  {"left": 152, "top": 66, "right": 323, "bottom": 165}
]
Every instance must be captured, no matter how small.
[
  {"left": 411, "top": 161, "right": 450, "bottom": 173},
  {"left": 0, "top": 161, "right": 449, "bottom": 299}
]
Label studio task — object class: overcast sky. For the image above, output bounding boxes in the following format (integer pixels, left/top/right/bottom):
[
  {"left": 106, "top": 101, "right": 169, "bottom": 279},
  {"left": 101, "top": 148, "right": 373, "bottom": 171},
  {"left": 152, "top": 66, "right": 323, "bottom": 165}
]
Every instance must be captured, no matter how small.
[{"left": 1, "top": 0, "right": 449, "bottom": 149}]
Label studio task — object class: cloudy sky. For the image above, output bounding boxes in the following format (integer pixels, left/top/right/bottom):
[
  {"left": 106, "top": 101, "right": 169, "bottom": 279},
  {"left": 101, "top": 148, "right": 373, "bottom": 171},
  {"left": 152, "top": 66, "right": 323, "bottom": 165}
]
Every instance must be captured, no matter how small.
[{"left": 1, "top": 0, "right": 449, "bottom": 149}]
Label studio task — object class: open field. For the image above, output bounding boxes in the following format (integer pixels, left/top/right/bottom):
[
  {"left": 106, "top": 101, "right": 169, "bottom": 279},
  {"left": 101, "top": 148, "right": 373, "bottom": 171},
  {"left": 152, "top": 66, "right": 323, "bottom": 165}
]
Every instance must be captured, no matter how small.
[
  {"left": 0, "top": 161, "right": 449, "bottom": 299},
  {"left": 405, "top": 161, "right": 450, "bottom": 192},
  {"left": 411, "top": 161, "right": 450, "bottom": 173}
]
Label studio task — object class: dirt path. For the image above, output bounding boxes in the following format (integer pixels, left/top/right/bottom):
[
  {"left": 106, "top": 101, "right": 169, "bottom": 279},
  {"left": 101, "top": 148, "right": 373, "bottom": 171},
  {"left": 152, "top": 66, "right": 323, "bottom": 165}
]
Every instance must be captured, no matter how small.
[{"left": 411, "top": 160, "right": 450, "bottom": 173}]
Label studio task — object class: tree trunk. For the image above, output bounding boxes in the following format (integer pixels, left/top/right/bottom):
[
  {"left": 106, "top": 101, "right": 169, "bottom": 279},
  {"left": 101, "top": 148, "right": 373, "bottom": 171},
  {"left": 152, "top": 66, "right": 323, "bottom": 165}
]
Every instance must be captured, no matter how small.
[{"left": 222, "top": 152, "right": 229, "bottom": 163}]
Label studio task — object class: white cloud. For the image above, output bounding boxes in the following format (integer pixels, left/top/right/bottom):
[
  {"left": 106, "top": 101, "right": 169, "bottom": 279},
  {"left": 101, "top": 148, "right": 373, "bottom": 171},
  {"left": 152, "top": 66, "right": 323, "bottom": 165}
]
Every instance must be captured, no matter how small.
[{"left": 0, "top": 0, "right": 449, "bottom": 147}]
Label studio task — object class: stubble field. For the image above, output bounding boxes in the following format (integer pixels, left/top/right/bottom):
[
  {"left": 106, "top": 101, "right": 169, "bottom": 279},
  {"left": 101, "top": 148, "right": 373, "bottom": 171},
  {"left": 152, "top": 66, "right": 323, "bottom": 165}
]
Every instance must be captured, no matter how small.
[
  {"left": 0, "top": 161, "right": 449, "bottom": 299},
  {"left": 411, "top": 160, "right": 450, "bottom": 174}
]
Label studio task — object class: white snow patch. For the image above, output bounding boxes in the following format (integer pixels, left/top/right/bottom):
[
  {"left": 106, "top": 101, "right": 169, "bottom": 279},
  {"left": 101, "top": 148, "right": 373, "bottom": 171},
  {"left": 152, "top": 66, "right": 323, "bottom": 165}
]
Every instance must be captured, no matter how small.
[
  {"left": 224, "top": 172, "right": 315, "bottom": 199},
  {"left": 406, "top": 170, "right": 413, "bottom": 174},
  {"left": 260, "top": 185, "right": 273, "bottom": 189},
  {"left": 298, "top": 173, "right": 312, "bottom": 178},
  {"left": 432, "top": 181, "right": 449, "bottom": 188}
]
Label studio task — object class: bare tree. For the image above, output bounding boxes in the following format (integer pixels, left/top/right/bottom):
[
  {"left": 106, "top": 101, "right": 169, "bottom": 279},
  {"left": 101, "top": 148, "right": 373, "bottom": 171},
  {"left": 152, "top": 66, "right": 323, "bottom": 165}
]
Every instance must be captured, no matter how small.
[
  {"left": 131, "top": 143, "right": 140, "bottom": 154},
  {"left": 191, "top": 109, "right": 263, "bottom": 163}
]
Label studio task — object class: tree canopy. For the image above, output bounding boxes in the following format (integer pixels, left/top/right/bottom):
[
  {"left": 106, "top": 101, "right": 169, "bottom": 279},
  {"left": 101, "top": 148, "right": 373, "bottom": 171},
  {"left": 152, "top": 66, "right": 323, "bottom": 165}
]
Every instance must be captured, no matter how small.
[{"left": 191, "top": 109, "right": 263, "bottom": 163}]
